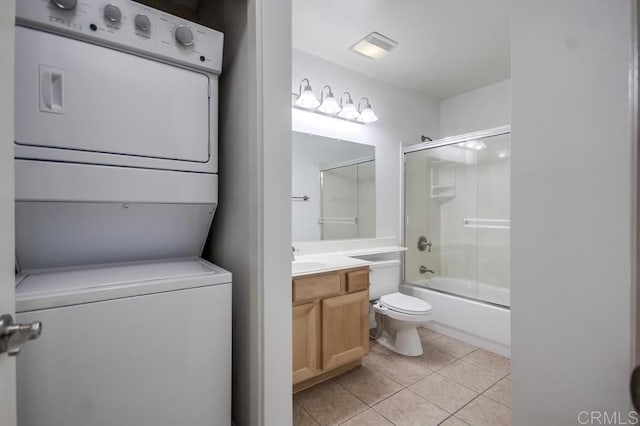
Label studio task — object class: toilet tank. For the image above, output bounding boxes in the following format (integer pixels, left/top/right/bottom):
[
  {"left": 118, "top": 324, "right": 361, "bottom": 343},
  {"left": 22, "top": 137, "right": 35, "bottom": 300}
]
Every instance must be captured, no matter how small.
[{"left": 368, "top": 259, "right": 401, "bottom": 301}]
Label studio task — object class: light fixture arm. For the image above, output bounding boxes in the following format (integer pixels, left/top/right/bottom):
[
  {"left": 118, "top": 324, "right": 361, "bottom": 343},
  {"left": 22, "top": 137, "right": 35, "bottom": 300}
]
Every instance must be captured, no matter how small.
[
  {"left": 339, "top": 91, "right": 354, "bottom": 107},
  {"left": 298, "top": 78, "right": 312, "bottom": 95},
  {"left": 320, "top": 85, "right": 334, "bottom": 102},
  {"left": 357, "top": 97, "right": 372, "bottom": 112}
]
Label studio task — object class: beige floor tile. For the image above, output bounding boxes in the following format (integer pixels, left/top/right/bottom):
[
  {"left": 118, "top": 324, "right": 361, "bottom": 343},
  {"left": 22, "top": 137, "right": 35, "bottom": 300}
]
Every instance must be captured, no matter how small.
[
  {"left": 336, "top": 365, "right": 403, "bottom": 405},
  {"left": 369, "top": 341, "right": 394, "bottom": 356},
  {"left": 340, "top": 409, "right": 393, "bottom": 426},
  {"left": 362, "top": 349, "right": 431, "bottom": 386},
  {"left": 437, "top": 360, "right": 501, "bottom": 393},
  {"left": 410, "top": 346, "right": 456, "bottom": 371},
  {"left": 408, "top": 373, "right": 478, "bottom": 413},
  {"left": 373, "top": 389, "right": 449, "bottom": 426},
  {"left": 293, "top": 400, "right": 319, "bottom": 426},
  {"left": 483, "top": 376, "right": 512, "bottom": 408},
  {"left": 426, "top": 335, "right": 477, "bottom": 358},
  {"left": 439, "top": 416, "right": 470, "bottom": 425},
  {"left": 418, "top": 327, "right": 442, "bottom": 343},
  {"left": 295, "top": 380, "right": 367, "bottom": 425},
  {"left": 456, "top": 395, "right": 512, "bottom": 426},
  {"left": 462, "top": 349, "right": 511, "bottom": 376}
]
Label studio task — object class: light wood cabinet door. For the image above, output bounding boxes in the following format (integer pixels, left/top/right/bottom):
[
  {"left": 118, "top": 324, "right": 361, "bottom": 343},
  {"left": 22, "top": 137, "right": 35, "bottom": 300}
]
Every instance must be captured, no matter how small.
[
  {"left": 292, "top": 301, "right": 320, "bottom": 384},
  {"left": 321, "top": 290, "right": 369, "bottom": 370}
]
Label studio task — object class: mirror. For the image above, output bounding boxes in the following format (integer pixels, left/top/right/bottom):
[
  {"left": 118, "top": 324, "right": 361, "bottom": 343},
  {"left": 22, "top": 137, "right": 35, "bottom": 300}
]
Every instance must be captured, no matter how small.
[{"left": 292, "top": 131, "right": 375, "bottom": 242}]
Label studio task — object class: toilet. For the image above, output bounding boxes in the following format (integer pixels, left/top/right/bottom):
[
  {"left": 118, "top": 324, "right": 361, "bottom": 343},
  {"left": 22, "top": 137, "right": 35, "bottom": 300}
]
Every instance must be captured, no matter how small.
[{"left": 369, "top": 259, "right": 432, "bottom": 356}]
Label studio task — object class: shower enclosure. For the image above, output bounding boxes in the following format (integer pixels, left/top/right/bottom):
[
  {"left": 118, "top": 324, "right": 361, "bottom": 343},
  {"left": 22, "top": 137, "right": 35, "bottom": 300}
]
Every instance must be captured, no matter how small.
[{"left": 404, "top": 127, "right": 511, "bottom": 307}]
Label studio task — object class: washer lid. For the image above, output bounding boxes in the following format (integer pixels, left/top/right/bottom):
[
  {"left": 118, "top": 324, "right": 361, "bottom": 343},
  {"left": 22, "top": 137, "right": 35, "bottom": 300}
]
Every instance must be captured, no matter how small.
[
  {"left": 380, "top": 292, "right": 432, "bottom": 315},
  {"left": 15, "top": 257, "right": 232, "bottom": 312}
]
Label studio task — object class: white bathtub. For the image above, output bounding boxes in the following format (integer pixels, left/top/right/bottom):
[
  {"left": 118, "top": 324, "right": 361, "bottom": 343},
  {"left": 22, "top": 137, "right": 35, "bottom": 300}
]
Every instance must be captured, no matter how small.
[
  {"left": 413, "top": 276, "right": 510, "bottom": 307},
  {"left": 401, "top": 278, "right": 511, "bottom": 357}
]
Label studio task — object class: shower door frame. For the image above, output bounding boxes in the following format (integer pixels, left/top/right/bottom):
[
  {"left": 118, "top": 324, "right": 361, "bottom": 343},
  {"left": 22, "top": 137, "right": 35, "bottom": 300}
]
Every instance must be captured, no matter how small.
[
  {"left": 403, "top": 125, "right": 511, "bottom": 155},
  {"left": 319, "top": 156, "right": 375, "bottom": 241},
  {"left": 401, "top": 125, "right": 511, "bottom": 295}
]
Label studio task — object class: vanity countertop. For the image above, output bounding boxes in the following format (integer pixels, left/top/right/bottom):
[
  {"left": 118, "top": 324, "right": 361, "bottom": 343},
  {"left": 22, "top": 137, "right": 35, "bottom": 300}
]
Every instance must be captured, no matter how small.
[
  {"left": 291, "top": 254, "right": 371, "bottom": 277},
  {"left": 331, "top": 245, "right": 407, "bottom": 257}
]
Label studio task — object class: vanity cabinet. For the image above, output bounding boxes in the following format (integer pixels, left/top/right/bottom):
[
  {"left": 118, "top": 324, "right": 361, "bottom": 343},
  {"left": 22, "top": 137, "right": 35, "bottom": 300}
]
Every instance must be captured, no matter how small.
[
  {"left": 292, "top": 301, "right": 320, "bottom": 383},
  {"left": 292, "top": 267, "right": 370, "bottom": 390}
]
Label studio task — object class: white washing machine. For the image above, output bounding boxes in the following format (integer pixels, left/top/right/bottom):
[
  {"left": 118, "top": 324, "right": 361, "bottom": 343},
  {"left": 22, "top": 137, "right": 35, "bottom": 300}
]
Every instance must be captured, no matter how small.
[
  {"left": 16, "top": 258, "right": 231, "bottom": 426},
  {"left": 13, "top": 1, "right": 231, "bottom": 425}
]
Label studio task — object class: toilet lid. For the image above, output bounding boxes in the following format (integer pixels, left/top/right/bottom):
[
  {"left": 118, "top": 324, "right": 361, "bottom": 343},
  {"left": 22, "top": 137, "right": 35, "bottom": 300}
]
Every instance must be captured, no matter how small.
[{"left": 380, "top": 292, "right": 432, "bottom": 315}]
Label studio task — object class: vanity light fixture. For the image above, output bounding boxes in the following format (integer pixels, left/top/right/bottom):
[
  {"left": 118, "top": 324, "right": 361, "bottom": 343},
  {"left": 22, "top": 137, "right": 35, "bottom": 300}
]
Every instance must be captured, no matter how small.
[
  {"left": 357, "top": 97, "right": 378, "bottom": 123},
  {"left": 338, "top": 92, "right": 360, "bottom": 120},
  {"left": 295, "top": 78, "right": 320, "bottom": 109},
  {"left": 291, "top": 79, "right": 378, "bottom": 125},
  {"left": 318, "top": 85, "right": 341, "bottom": 115}
]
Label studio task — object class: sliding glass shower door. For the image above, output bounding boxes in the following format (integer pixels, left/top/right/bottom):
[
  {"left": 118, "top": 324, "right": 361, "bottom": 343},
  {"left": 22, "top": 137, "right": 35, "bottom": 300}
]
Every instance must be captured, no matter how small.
[
  {"left": 321, "top": 160, "right": 375, "bottom": 240},
  {"left": 404, "top": 131, "right": 511, "bottom": 307}
]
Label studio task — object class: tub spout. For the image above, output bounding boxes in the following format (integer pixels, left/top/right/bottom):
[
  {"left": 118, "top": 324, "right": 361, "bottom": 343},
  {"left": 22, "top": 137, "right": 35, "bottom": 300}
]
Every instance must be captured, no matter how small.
[{"left": 419, "top": 265, "right": 435, "bottom": 274}]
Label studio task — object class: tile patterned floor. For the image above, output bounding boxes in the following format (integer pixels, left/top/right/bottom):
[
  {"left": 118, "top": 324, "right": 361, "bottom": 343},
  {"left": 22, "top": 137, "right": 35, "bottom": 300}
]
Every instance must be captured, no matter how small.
[{"left": 293, "top": 328, "right": 511, "bottom": 426}]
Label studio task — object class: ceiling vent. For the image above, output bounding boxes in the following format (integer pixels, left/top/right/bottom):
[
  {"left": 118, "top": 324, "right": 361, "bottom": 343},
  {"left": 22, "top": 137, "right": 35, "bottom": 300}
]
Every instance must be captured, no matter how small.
[{"left": 349, "top": 32, "right": 398, "bottom": 59}]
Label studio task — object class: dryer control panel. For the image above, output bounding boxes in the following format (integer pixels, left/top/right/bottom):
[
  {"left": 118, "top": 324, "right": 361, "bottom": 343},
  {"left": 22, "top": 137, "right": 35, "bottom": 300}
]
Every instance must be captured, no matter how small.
[{"left": 16, "top": 0, "right": 223, "bottom": 74}]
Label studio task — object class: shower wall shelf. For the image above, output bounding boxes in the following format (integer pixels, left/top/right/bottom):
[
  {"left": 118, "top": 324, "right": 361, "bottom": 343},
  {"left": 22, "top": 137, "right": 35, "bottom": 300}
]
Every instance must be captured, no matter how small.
[{"left": 430, "top": 160, "right": 456, "bottom": 202}]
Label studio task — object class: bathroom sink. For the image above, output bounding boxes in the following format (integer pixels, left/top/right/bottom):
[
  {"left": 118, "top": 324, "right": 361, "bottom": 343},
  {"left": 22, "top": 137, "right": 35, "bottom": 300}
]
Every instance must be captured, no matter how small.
[
  {"left": 291, "top": 254, "right": 371, "bottom": 277},
  {"left": 291, "top": 261, "right": 330, "bottom": 274}
]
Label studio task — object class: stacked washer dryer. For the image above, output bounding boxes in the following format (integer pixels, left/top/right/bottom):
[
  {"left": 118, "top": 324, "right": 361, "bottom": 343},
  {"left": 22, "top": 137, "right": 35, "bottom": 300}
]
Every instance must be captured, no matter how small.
[{"left": 13, "top": 1, "right": 231, "bottom": 425}]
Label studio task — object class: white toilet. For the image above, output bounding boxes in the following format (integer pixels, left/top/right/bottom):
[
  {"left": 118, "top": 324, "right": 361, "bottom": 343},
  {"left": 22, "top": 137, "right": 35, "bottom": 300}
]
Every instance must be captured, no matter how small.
[{"left": 369, "top": 259, "right": 433, "bottom": 356}]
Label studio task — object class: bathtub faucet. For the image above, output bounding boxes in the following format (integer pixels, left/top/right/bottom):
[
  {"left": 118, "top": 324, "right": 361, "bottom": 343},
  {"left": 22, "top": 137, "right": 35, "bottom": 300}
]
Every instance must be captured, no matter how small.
[{"left": 419, "top": 265, "right": 435, "bottom": 274}]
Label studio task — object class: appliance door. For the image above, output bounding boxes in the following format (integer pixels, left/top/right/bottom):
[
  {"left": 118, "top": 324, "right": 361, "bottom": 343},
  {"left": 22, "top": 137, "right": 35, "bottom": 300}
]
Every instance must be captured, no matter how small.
[
  {"left": 15, "top": 27, "right": 211, "bottom": 164},
  {"left": 16, "top": 282, "right": 231, "bottom": 426}
]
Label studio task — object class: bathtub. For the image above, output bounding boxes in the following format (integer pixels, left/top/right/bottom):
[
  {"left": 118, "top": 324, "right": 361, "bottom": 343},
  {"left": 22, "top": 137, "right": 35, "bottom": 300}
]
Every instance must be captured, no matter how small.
[
  {"left": 401, "top": 277, "right": 511, "bottom": 357},
  {"left": 413, "top": 276, "right": 510, "bottom": 307}
]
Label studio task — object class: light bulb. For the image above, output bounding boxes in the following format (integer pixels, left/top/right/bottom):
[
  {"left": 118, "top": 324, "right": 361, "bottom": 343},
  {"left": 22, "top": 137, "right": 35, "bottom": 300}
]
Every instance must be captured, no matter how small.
[
  {"left": 295, "top": 79, "right": 320, "bottom": 109},
  {"left": 295, "top": 88, "right": 320, "bottom": 109},
  {"left": 338, "top": 102, "right": 359, "bottom": 119},
  {"left": 357, "top": 106, "right": 378, "bottom": 123},
  {"left": 318, "top": 95, "right": 341, "bottom": 114}
]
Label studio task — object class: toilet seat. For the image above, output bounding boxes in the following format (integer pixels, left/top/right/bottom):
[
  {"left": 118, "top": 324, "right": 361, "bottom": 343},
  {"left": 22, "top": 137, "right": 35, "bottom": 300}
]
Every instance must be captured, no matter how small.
[{"left": 379, "top": 292, "right": 432, "bottom": 315}]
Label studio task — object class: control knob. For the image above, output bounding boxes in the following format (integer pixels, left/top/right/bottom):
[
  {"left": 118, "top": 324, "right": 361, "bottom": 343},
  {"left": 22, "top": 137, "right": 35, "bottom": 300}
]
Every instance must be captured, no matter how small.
[
  {"left": 175, "top": 25, "right": 194, "bottom": 46},
  {"left": 51, "top": 0, "right": 77, "bottom": 10},
  {"left": 104, "top": 4, "right": 122, "bottom": 23},
  {"left": 135, "top": 14, "right": 151, "bottom": 32}
]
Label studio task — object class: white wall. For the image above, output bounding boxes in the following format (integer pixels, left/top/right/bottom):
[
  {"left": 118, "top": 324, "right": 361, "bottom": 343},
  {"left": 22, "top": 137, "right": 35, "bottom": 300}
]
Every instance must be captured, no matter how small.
[
  {"left": 204, "top": 0, "right": 292, "bottom": 425},
  {"left": 0, "top": 2, "right": 16, "bottom": 425},
  {"left": 260, "top": 2, "right": 293, "bottom": 424},
  {"left": 292, "top": 49, "right": 440, "bottom": 241},
  {"left": 511, "top": 1, "right": 635, "bottom": 424},
  {"left": 440, "top": 79, "right": 511, "bottom": 137},
  {"left": 292, "top": 133, "right": 373, "bottom": 241}
]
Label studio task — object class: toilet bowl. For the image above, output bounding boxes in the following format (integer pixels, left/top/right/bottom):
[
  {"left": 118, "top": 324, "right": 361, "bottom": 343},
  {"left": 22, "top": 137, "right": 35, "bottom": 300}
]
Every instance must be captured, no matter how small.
[
  {"left": 365, "top": 258, "right": 433, "bottom": 356},
  {"left": 373, "top": 292, "right": 432, "bottom": 356}
]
